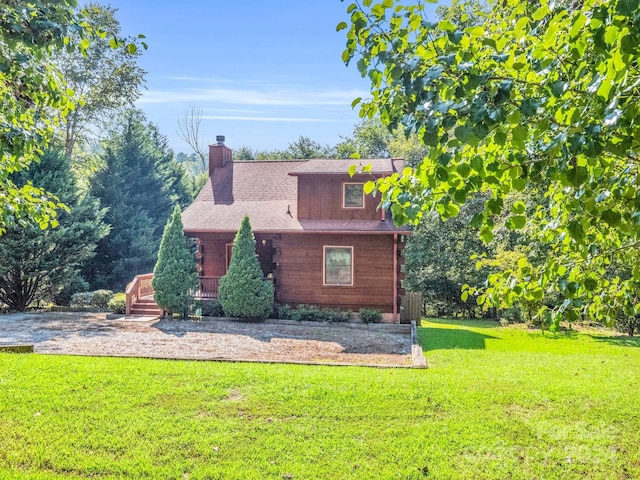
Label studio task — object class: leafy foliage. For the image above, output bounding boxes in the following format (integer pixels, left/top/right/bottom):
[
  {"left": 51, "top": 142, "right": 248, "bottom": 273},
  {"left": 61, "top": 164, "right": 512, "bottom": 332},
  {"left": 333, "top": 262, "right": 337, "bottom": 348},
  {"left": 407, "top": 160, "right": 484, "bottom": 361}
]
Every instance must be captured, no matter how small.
[
  {"left": 55, "top": 3, "right": 146, "bottom": 163},
  {"left": 152, "top": 205, "right": 198, "bottom": 318},
  {"left": 342, "top": 0, "right": 640, "bottom": 328},
  {"left": 0, "top": 0, "right": 142, "bottom": 233},
  {"left": 0, "top": 149, "right": 108, "bottom": 311},
  {"left": 358, "top": 308, "right": 382, "bottom": 324},
  {"left": 218, "top": 216, "right": 274, "bottom": 320},
  {"left": 107, "top": 292, "right": 126, "bottom": 314},
  {"left": 276, "top": 304, "right": 349, "bottom": 323},
  {"left": 195, "top": 299, "right": 225, "bottom": 317}
]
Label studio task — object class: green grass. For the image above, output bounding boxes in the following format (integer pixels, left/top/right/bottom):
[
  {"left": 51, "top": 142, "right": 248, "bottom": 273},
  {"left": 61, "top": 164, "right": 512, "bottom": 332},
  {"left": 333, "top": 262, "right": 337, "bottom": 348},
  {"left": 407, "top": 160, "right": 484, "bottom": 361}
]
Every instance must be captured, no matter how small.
[{"left": 1, "top": 320, "right": 639, "bottom": 479}]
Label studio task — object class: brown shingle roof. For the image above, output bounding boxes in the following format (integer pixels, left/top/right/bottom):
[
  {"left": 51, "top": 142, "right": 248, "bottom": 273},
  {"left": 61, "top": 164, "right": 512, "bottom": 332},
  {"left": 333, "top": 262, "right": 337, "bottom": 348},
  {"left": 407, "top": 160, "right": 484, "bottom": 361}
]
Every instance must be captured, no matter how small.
[
  {"left": 182, "top": 159, "right": 409, "bottom": 234},
  {"left": 288, "top": 158, "right": 396, "bottom": 175}
]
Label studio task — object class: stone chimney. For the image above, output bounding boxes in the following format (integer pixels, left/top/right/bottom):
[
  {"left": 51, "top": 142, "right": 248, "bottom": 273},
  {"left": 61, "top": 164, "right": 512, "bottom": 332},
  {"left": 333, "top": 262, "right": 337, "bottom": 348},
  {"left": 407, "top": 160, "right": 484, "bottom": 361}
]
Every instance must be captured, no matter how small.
[{"left": 208, "top": 135, "right": 232, "bottom": 176}]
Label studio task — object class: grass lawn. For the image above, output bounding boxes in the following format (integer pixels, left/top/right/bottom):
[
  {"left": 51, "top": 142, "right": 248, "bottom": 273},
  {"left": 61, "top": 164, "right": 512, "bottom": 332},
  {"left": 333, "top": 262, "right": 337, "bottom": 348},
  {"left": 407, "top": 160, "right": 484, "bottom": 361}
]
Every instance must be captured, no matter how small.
[{"left": 1, "top": 319, "right": 639, "bottom": 479}]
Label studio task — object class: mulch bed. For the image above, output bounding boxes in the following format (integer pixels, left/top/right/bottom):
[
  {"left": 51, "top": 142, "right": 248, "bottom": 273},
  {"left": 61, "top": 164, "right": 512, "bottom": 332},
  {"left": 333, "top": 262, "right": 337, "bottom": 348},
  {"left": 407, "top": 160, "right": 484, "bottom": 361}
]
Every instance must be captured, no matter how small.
[{"left": 0, "top": 312, "right": 412, "bottom": 367}]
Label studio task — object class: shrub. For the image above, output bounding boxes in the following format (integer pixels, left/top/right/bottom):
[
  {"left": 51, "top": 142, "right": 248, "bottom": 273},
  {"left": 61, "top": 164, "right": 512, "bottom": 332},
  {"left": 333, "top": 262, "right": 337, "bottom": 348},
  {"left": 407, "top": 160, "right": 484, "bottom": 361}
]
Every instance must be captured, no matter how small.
[
  {"left": 54, "top": 275, "right": 89, "bottom": 306},
  {"left": 218, "top": 216, "right": 274, "bottom": 320},
  {"left": 501, "top": 307, "right": 523, "bottom": 324},
  {"left": 615, "top": 315, "right": 640, "bottom": 337},
  {"left": 152, "top": 205, "right": 199, "bottom": 317},
  {"left": 359, "top": 308, "right": 382, "bottom": 324},
  {"left": 108, "top": 293, "right": 126, "bottom": 314},
  {"left": 276, "top": 304, "right": 348, "bottom": 323},
  {"left": 91, "top": 289, "right": 113, "bottom": 309},
  {"left": 196, "top": 299, "right": 225, "bottom": 317},
  {"left": 276, "top": 304, "right": 295, "bottom": 320},
  {"left": 70, "top": 292, "right": 94, "bottom": 308}
]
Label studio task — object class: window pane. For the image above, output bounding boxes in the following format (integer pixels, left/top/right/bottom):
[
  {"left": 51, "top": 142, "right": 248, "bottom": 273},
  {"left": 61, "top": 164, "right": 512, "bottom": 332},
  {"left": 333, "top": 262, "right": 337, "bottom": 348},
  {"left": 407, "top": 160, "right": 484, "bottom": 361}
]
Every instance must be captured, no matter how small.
[
  {"left": 344, "top": 183, "right": 364, "bottom": 208},
  {"left": 325, "top": 247, "right": 352, "bottom": 285}
]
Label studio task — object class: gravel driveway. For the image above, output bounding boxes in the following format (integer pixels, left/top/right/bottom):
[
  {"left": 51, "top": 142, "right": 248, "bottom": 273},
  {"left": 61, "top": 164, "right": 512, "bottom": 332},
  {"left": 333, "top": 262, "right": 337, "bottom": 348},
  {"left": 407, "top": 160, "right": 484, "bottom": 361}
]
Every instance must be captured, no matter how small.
[{"left": 0, "top": 312, "right": 412, "bottom": 366}]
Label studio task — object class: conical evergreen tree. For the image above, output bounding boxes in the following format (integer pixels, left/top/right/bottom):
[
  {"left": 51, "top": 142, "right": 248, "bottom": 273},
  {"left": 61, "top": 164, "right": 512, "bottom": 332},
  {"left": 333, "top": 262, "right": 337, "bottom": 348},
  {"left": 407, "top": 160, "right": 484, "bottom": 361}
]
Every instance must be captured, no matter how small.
[
  {"left": 218, "top": 216, "right": 274, "bottom": 320},
  {"left": 0, "top": 149, "right": 108, "bottom": 310},
  {"left": 152, "top": 205, "right": 198, "bottom": 317},
  {"left": 84, "top": 109, "right": 194, "bottom": 290}
]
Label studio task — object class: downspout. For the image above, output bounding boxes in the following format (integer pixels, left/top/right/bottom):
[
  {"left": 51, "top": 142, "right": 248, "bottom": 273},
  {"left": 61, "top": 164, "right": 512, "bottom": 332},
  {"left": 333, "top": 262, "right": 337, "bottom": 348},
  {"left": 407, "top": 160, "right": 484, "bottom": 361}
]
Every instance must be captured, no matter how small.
[{"left": 393, "top": 233, "right": 398, "bottom": 323}]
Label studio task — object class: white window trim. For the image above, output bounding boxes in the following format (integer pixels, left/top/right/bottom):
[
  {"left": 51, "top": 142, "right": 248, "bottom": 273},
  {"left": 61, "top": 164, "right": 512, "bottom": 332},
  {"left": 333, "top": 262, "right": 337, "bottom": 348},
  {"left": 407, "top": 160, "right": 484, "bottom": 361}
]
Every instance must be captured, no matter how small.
[
  {"left": 343, "top": 182, "right": 365, "bottom": 209},
  {"left": 323, "top": 246, "right": 354, "bottom": 287}
]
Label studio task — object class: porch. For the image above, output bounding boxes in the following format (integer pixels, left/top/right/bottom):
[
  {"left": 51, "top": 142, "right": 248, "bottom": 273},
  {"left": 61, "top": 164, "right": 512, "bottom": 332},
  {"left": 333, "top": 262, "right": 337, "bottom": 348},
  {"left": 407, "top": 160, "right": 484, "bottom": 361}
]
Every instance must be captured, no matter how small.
[{"left": 125, "top": 274, "right": 221, "bottom": 315}]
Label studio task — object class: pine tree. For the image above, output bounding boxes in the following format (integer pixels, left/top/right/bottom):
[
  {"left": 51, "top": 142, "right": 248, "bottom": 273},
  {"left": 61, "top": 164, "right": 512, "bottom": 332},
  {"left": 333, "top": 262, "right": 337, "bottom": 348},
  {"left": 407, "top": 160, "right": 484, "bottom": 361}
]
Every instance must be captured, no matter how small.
[
  {"left": 0, "top": 149, "right": 108, "bottom": 310},
  {"left": 152, "top": 205, "right": 198, "bottom": 317},
  {"left": 84, "top": 109, "right": 194, "bottom": 290},
  {"left": 218, "top": 216, "right": 274, "bottom": 320}
]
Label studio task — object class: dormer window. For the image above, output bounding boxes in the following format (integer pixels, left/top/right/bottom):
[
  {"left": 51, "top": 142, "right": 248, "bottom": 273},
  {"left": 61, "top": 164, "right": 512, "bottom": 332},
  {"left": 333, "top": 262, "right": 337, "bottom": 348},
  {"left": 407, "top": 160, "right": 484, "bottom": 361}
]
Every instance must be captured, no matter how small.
[{"left": 343, "top": 183, "right": 365, "bottom": 209}]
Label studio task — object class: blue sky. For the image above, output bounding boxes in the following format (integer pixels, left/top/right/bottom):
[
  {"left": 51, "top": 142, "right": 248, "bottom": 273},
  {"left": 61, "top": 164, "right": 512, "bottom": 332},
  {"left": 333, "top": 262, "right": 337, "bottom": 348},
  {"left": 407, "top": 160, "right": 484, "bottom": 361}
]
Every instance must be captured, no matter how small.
[{"left": 106, "top": 1, "right": 443, "bottom": 153}]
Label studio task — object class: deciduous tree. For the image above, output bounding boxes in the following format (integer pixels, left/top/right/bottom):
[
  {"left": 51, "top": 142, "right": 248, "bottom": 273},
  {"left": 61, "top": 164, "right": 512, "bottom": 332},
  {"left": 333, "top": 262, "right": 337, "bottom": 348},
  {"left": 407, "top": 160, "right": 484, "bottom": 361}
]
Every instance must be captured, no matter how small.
[
  {"left": 55, "top": 3, "right": 146, "bottom": 163},
  {"left": 342, "top": 0, "right": 640, "bottom": 327},
  {"left": 0, "top": 0, "right": 142, "bottom": 233}
]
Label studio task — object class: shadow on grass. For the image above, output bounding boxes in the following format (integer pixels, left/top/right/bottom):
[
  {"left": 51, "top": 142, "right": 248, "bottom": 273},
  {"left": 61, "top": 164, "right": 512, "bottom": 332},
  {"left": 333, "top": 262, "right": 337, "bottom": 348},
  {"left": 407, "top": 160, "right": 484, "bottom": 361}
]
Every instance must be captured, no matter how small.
[
  {"left": 589, "top": 335, "right": 640, "bottom": 348},
  {"left": 418, "top": 326, "right": 499, "bottom": 351}
]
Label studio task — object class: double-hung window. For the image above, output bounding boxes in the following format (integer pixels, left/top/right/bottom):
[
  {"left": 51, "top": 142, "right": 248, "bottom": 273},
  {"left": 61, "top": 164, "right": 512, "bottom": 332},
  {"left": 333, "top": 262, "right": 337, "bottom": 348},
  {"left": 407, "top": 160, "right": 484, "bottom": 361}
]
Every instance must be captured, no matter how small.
[
  {"left": 343, "top": 183, "right": 364, "bottom": 209},
  {"left": 323, "top": 246, "right": 353, "bottom": 286}
]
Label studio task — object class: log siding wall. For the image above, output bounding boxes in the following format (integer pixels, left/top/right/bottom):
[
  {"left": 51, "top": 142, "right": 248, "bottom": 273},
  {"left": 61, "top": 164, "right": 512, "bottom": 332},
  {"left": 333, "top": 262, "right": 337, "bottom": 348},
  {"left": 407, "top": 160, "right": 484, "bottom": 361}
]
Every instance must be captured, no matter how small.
[
  {"left": 190, "top": 232, "right": 402, "bottom": 313},
  {"left": 297, "top": 175, "right": 380, "bottom": 220}
]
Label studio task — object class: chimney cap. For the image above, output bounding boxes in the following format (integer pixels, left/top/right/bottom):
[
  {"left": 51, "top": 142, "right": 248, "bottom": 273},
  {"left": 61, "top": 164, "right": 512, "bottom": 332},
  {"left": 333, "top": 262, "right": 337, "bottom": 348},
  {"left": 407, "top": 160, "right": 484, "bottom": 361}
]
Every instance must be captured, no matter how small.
[{"left": 216, "top": 135, "right": 225, "bottom": 144}]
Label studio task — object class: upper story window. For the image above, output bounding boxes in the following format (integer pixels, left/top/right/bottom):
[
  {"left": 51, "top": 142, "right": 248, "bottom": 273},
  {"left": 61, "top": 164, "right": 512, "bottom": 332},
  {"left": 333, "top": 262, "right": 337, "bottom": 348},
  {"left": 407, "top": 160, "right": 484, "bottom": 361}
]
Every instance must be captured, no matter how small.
[
  {"left": 323, "top": 246, "right": 353, "bottom": 286},
  {"left": 343, "top": 182, "right": 365, "bottom": 209}
]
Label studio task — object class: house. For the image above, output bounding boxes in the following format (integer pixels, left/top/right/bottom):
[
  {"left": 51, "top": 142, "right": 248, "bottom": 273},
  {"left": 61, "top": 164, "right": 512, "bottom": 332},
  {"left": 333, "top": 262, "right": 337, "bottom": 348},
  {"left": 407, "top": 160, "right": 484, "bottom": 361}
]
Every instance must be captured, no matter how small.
[{"left": 179, "top": 136, "right": 409, "bottom": 322}]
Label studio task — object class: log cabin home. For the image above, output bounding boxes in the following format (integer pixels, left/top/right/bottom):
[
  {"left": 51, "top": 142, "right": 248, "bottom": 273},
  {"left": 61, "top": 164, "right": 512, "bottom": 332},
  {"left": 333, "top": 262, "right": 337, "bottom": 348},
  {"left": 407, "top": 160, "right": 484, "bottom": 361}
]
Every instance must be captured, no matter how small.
[{"left": 175, "top": 136, "right": 409, "bottom": 322}]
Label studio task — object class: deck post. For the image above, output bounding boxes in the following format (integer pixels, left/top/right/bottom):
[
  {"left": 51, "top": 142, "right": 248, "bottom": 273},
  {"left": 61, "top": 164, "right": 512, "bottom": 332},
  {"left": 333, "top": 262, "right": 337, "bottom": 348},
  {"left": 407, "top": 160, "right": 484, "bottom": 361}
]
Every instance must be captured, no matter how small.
[{"left": 393, "top": 233, "right": 398, "bottom": 323}]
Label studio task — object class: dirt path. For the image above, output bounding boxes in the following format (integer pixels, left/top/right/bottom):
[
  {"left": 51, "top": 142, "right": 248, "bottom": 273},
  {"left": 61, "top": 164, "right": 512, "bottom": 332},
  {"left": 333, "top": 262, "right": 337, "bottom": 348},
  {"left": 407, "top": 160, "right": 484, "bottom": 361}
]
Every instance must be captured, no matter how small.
[{"left": 0, "top": 312, "right": 412, "bottom": 366}]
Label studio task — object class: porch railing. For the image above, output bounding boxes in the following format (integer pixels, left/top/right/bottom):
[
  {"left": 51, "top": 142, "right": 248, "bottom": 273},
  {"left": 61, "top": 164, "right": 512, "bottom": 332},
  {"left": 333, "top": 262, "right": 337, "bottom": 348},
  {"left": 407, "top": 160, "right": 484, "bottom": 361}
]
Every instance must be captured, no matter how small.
[
  {"left": 195, "top": 276, "right": 220, "bottom": 298},
  {"left": 125, "top": 273, "right": 154, "bottom": 315}
]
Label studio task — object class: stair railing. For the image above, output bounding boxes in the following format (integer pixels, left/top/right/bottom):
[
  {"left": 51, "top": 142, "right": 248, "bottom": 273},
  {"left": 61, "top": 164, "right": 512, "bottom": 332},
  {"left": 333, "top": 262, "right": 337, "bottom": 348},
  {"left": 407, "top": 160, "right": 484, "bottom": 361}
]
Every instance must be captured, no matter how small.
[{"left": 125, "top": 273, "right": 154, "bottom": 315}]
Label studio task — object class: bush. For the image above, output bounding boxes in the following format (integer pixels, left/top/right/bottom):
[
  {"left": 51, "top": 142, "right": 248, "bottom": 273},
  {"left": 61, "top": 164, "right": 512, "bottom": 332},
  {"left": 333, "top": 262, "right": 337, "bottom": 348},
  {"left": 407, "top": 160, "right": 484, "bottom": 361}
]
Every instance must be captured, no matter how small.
[
  {"left": 276, "top": 304, "right": 348, "bottom": 323},
  {"left": 92, "top": 289, "right": 113, "bottom": 309},
  {"left": 501, "top": 307, "right": 523, "bottom": 324},
  {"left": 108, "top": 293, "right": 126, "bottom": 314},
  {"left": 359, "top": 308, "right": 382, "bottom": 324},
  {"left": 615, "top": 315, "right": 640, "bottom": 336},
  {"left": 276, "top": 304, "right": 295, "bottom": 320},
  {"left": 152, "top": 205, "right": 199, "bottom": 317},
  {"left": 218, "top": 216, "right": 274, "bottom": 320},
  {"left": 195, "top": 299, "right": 225, "bottom": 317},
  {"left": 54, "top": 275, "right": 89, "bottom": 306},
  {"left": 70, "top": 290, "right": 114, "bottom": 309},
  {"left": 70, "top": 292, "right": 94, "bottom": 308}
]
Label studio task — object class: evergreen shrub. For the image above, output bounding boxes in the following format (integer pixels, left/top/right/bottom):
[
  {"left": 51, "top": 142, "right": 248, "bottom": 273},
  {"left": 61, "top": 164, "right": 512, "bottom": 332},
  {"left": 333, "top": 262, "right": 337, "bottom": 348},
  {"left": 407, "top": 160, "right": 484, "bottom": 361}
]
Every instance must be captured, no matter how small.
[
  {"left": 152, "top": 205, "right": 199, "bottom": 317},
  {"left": 218, "top": 216, "right": 274, "bottom": 320},
  {"left": 107, "top": 293, "right": 126, "bottom": 314}
]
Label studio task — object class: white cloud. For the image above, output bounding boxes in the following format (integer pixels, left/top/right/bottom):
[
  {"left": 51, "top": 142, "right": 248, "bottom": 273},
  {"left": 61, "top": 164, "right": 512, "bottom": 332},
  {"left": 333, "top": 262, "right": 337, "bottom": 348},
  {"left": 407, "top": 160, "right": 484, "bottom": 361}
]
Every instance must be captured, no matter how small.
[
  {"left": 200, "top": 115, "right": 338, "bottom": 123},
  {"left": 137, "top": 86, "right": 368, "bottom": 107}
]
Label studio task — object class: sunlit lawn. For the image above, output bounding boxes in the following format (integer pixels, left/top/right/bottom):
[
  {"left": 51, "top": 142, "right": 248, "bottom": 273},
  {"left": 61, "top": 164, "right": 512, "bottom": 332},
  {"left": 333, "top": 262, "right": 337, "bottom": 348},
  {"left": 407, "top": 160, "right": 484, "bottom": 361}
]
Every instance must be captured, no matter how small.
[{"left": 1, "top": 319, "right": 639, "bottom": 479}]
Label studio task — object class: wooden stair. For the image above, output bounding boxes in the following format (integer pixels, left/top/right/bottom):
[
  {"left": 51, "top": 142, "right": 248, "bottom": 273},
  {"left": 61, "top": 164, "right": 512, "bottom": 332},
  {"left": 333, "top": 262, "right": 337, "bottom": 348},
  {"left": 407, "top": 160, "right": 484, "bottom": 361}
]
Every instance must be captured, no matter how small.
[{"left": 130, "top": 296, "right": 163, "bottom": 316}]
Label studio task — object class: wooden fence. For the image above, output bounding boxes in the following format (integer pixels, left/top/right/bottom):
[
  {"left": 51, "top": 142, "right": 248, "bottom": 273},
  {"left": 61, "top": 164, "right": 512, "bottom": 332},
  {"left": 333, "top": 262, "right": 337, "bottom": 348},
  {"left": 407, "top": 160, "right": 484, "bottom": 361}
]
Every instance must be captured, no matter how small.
[{"left": 400, "top": 292, "right": 423, "bottom": 325}]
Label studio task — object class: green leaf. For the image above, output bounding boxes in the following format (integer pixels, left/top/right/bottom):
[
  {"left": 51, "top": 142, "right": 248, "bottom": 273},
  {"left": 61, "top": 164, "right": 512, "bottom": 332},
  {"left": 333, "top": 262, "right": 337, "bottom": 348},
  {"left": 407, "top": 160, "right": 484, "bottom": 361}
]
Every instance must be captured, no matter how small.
[
  {"left": 601, "top": 209, "right": 621, "bottom": 227},
  {"left": 511, "top": 201, "right": 526, "bottom": 214},
  {"left": 617, "top": 0, "right": 637, "bottom": 15},
  {"left": 336, "top": 21, "right": 348, "bottom": 31},
  {"left": 363, "top": 181, "right": 375, "bottom": 194},
  {"left": 348, "top": 164, "right": 357, "bottom": 177},
  {"left": 509, "top": 215, "right": 527, "bottom": 230},
  {"left": 479, "top": 226, "right": 494, "bottom": 243}
]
